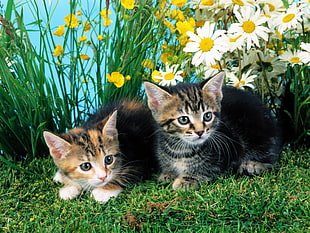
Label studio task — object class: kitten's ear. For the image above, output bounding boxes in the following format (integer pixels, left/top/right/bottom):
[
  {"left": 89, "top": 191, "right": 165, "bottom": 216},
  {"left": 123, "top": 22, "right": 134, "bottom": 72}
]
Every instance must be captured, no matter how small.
[
  {"left": 144, "top": 81, "right": 171, "bottom": 112},
  {"left": 202, "top": 71, "right": 224, "bottom": 101},
  {"left": 43, "top": 131, "right": 72, "bottom": 160},
  {"left": 102, "top": 111, "right": 118, "bottom": 138}
]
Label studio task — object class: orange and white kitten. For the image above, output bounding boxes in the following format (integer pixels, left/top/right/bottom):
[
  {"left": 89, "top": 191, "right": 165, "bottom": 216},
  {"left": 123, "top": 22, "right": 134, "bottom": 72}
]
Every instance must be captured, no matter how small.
[{"left": 43, "top": 100, "right": 158, "bottom": 202}]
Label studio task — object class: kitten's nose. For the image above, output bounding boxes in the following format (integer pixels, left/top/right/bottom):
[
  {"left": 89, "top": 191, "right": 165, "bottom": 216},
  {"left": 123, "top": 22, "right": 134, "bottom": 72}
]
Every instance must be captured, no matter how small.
[
  {"left": 195, "top": 130, "right": 204, "bottom": 137},
  {"left": 98, "top": 176, "right": 106, "bottom": 181}
]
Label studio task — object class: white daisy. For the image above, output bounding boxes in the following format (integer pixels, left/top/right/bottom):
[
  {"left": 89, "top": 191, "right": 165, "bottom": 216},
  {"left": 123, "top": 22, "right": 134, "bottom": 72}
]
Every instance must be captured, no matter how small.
[
  {"left": 183, "top": 21, "right": 228, "bottom": 67},
  {"left": 203, "top": 63, "right": 224, "bottom": 78},
  {"left": 258, "top": 0, "right": 286, "bottom": 13},
  {"left": 154, "top": 63, "right": 183, "bottom": 86},
  {"left": 228, "top": 6, "right": 270, "bottom": 50},
  {"left": 279, "top": 50, "right": 303, "bottom": 66},
  {"left": 221, "top": 0, "right": 254, "bottom": 9},
  {"left": 299, "top": 42, "right": 310, "bottom": 64},
  {"left": 190, "top": 0, "right": 218, "bottom": 9},
  {"left": 227, "top": 34, "right": 244, "bottom": 52},
  {"left": 254, "top": 49, "right": 287, "bottom": 78},
  {"left": 272, "top": 3, "right": 303, "bottom": 34},
  {"left": 227, "top": 69, "right": 257, "bottom": 89}
]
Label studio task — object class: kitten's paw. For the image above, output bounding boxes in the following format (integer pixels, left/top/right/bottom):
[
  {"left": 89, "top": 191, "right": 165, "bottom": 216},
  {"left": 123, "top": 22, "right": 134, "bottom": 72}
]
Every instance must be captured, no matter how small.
[
  {"left": 59, "top": 186, "right": 81, "bottom": 200},
  {"left": 91, "top": 187, "right": 122, "bottom": 203},
  {"left": 238, "top": 161, "right": 273, "bottom": 176},
  {"left": 53, "top": 170, "right": 63, "bottom": 183},
  {"left": 158, "top": 173, "right": 177, "bottom": 183},
  {"left": 172, "top": 176, "right": 200, "bottom": 190}
]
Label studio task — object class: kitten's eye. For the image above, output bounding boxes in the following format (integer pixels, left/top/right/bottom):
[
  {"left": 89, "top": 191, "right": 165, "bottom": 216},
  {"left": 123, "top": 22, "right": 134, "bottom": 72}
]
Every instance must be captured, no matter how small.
[
  {"left": 203, "top": 112, "right": 213, "bottom": 122},
  {"left": 80, "top": 162, "right": 92, "bottom": 171},
  {"left": 178, "top": 116, "right": 190, "bottom": 125},
  {"left": 104, "top": 155, "right": 114, "bottom": 165}
]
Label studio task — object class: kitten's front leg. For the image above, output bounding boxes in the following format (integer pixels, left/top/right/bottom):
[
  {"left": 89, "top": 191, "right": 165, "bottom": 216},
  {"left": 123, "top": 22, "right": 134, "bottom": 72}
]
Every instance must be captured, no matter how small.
[
  {"left": 172, "top": 175, "right": 200, "bottom": 190},
  {"left": 59, "top": 185, "right": 81, "bottom": 200},
  {"left": 91, "top": 185, "right": 122, "bottom": 203},
  {"left": 54, "top": 171, "right": 82, "bottom": 200},
  {"left": 157, "top": 172, "right": 178, "bottom": 183},
  {"left": 53, "top": 170, "right": 64, "bottom": 183}
]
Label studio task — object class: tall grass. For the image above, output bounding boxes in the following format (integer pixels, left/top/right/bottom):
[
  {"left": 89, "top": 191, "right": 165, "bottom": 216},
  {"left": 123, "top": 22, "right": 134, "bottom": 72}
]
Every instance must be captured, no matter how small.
[
  {"left": 0, "top": 0, "right": 158, "bottom": 160},
  {"left": 0, "top": 0, "right": 309, "bottom": 161}
]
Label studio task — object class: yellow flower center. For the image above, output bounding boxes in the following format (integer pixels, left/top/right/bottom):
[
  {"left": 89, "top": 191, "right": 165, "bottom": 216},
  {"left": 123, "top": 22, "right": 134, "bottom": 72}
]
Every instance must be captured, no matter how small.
[
  {"left": 261, "top": 14, "right": 271, "bottom": 18},
  {"left": 229, "top": 35, "right": 242, "bottom": 42},
  {"left": 200, "top": 38, "right": 214, "bottom": 52},
  {"left": 164, "top": 73, "right": 175, "bottom": 80},
  {"left": 232, "top": 0, "right": 244, "bottom": 6},
  {"left": 211, "top": 64, "right": 221, "bottom": 70},
  {"left": 282, "top": 13, "right": 295, "bottom": 23},
  {"left": 242, "top": 21, "right": 256, "bottom": 33},
  {"left": 235, "top": 81, "right": 245, "bottom": 88},
  {"left": 265, "top": 3, "right": 275, "bottom": 12},
  {"left": 202, "top": 0, "right": 214, "bottom": 6},
  {"left": 290, "top": 57, "right": 301, "bottom": 63}
]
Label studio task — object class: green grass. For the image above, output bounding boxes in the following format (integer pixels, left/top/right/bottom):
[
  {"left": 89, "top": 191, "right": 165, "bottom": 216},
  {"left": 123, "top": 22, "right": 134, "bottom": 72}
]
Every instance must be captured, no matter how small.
[{"left": 1, "top": 148, "right": 309, "bottom": 233}]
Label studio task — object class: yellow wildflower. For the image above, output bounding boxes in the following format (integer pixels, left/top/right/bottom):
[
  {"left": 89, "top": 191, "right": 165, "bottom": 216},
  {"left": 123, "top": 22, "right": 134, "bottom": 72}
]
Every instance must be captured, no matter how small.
[
  {"left": 100, "top": 9, "right": 113, "bottom": 27},
  {"left": 125, "top": 75, "right": 131, "bottom": 81},
  {"left": 160, "top": 52, "right": 172, "bottom": 64},
  {"left": 76, "top": 10, "right": 83, "bottom": 16},
  {"left": 201, "top": 0, "right": 214, "bottom": 6},
  {"left": 151, "top": 70, "right": 162, "bottom": 83},
  {"left": 172, "top": 0, "right": 187, "bottom": 8},
  {"left": 168, "top": 9, "right": 185, "bottom": 21},
  {"left": 164, "top": 20, "right": 176, "bottom": 32},
  {"left": 53, "top": 45, "right": 64, "bottom": 57},
  {"left": 78, "top": 35, "right": 88, "bottom": 42},
  {"left": 103, "top": 17, "right": 113, "bottom": 27},
  {"left": 64, "top": 13, "right": 79, "bottom": 28},
  {"left": 107, "top": 72, "right": 125, "bottom": 88},
  {"left": 154, "top": 10, "right": 164, "bottom": 21},
  {"left": 161, "top": 43, "right": 168, "bottom": 50},
  {"left": 121, "top": 0, "right": 134, "bottom": 9},
  {"left": 97, "top": 34, "right": 104, "bottom": 40},
  {"left": 177, "top": 34, "right": 189, "bottom": 46},
  {"left": 53, "top": 25, "right": 65, "bottom": 36},
  {"left": 142, "top": 59, "right": 155, "bottom": 69},
  {"left": 176, "top": 17, "right": 195, "bottom": 35},
  {"left": 100, "top": 9, "right": 112, "bottom": 17},
  {"left": 80, "top": 54, "right": 90, "bottom": 60},
  {"left": 83, "top": 22, "right": 91, "bottom": 32},
  {"left": 160, "top": 1, "right": 167, "bottom": 9}
]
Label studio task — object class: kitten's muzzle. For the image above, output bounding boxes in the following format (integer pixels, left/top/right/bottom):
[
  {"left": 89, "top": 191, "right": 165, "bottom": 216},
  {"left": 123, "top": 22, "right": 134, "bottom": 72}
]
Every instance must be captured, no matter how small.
[
  {"left": 195, "top": 130, "right": 204, "bottom": 137},
  {"left": 98, "top": 176, "right": 107, "bottom": 181}
]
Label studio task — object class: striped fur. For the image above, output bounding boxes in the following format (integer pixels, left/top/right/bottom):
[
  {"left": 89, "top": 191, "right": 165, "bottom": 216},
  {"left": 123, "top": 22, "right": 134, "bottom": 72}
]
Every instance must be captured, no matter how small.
[{"left": 144, "top": 72, "right": 282, "bottom": 190}]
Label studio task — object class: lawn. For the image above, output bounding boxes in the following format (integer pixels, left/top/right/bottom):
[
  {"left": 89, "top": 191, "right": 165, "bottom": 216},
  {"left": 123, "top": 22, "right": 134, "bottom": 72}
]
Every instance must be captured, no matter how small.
[{"left": 1, "top": 147, "right": 309, "bottom": 232}]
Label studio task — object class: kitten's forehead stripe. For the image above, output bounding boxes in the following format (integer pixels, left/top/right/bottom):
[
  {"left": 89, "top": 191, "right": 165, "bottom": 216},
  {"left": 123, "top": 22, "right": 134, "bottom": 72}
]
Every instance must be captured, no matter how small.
[
  {"left": 176, "top": 87, "right": 205, "bottom": 113},
  {"left": 69, "top": 130, "right": 97, "bottom": 157}
]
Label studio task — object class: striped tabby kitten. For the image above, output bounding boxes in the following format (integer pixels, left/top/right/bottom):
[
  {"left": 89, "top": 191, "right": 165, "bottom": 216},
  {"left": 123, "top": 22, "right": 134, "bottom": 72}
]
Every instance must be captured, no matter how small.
[
  {"left": 43, "top": 100, "right": 158, "bottom": 202},
  {"left": 144, "top": 72, "right": 282, "bottom": 190}
]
